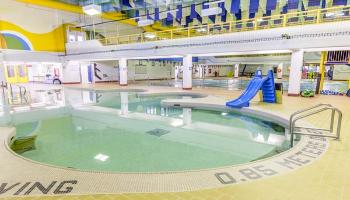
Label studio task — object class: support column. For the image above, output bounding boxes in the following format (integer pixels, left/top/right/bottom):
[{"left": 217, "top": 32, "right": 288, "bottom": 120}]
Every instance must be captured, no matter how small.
[
  {"left": 288, "top": 50, "right": 304, "bottom": 96},
  {"left": 277, "top": 63, "right": 283, "bottom": 79},
  {"left": 318, "top": 51, "right": 327, "bottom": 94},
  {"left": 119, "top": 58, "right": 128, "bottom": 86},
  {"left": 80, "top": 62, "right": 94, "bottom": 84},
  {"left": 234, "top": 64, "right": 239, "bottom": 78},
  {"left": 182, "top": 55, "right": 192, "bottom": 90}
]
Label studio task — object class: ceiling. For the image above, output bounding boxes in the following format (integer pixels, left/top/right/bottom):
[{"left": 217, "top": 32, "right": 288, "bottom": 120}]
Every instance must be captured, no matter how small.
[{"left": 54, "top": 0, "right": 348, "bottom": 28}]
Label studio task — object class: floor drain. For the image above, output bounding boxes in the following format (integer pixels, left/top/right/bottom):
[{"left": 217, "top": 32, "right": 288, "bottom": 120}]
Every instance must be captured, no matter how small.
[{"left": 146, "top": 128, "right": 170, "bottom": 137}]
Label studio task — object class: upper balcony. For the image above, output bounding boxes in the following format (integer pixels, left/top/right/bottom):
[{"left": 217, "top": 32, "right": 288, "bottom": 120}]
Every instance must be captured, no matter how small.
[
  {"left": 95, "top": 5, "right": 350, "bottom": 46},
  {"left": 65, "top": 5, "right": 350, "bottom": 60}
]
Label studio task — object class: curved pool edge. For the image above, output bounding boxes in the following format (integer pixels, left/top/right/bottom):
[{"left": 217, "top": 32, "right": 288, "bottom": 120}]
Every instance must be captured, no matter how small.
[{"left": 0, "top": 100, "right": 329, "bottom": 197}]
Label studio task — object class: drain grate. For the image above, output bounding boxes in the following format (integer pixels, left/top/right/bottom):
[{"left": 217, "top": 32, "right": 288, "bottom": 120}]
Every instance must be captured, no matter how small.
[{"left": 146, "top": 128, "right": 170, "bottom": 137}]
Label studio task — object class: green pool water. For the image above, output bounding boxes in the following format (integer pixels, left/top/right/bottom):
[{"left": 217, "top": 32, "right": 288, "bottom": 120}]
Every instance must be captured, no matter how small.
[{"left": 12, "top": 91, "right": 289, "bottom": 173}]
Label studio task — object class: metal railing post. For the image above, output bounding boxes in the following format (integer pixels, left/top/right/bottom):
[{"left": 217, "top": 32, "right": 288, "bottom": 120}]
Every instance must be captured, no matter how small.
[
  {"left": 282, "top": 14, "right": 288, "bottom": 27},
  {"left": 289, "top": 104, "right": 343, "bottom": 147},
  {"left": 316, "top": 9, "right": 321, "bottom": 23},
  {"left": 336, "top": 111, "right": 342, "bottom": 139},
  {"left": 254, "top": 18, "right": 258, "bottom": 30},
  {"left": 330, "top": 109, "right": 335, "bottom": 132}
]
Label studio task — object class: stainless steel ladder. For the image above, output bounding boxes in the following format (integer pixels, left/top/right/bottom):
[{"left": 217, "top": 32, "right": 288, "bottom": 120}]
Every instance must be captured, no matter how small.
[{"left": 290, "top": 104, "right": 342, "bottom": 147}]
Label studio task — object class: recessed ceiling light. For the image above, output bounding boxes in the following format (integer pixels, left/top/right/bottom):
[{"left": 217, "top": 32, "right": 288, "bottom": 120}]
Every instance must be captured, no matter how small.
[{"left": 83, "top": 4, "right": 102, "bottom": 16}]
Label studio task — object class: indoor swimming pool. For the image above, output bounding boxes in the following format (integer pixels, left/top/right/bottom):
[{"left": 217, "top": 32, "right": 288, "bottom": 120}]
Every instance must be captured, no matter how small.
[{"left": 6, "top": 88, "right": 290, "bottom": 173}]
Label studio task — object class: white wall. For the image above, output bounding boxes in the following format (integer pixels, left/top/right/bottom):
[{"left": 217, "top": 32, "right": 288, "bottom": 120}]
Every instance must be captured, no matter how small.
[
  {"left": 94, "top": 61, "right": 119, "bottom": 82},
  {"left": 62, "top": 61, "right": 81, "bottom": 83},
  {"left": 127, "top": 60, "right": 177, "bottom": 80}
]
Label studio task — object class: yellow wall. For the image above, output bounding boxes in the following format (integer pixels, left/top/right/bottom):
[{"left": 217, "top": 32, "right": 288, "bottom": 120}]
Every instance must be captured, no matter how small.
[{"left": 0, "top": 20, "right": 67, "bottom": 52}]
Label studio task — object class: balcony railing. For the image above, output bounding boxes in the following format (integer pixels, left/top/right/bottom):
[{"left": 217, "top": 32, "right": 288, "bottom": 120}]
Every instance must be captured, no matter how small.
[{"left": 95, "top": 5, "right": 350, "bottom": 46}]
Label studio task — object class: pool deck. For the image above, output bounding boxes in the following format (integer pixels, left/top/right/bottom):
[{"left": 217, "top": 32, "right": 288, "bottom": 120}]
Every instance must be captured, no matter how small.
[{"left": 1, "top": 83, "right": 350, "bottom": 200}]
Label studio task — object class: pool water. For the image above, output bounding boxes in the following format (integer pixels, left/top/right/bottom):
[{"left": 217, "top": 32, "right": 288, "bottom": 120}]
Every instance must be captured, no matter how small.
[{"left": 11, "top": 90, "right": 289, "bottom": 173}]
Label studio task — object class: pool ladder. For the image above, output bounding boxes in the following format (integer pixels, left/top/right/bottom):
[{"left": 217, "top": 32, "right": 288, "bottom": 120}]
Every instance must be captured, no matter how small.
[{"left": 290, "top": 104, "right": 342, "bottom": 147}]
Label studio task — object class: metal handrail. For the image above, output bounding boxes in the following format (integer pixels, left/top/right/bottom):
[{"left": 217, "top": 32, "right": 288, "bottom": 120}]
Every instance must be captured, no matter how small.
[
  {"left": 290, "top": 104, "right": 342, "bottom": 147},
  {"left": 289, "top": 103, "right": 331, "bottom": 128}
]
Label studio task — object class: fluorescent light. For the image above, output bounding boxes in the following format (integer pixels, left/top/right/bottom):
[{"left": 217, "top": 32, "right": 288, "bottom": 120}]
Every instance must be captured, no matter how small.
[
  {"left": 325, "top": 12, "right": 335, "bottom": 17},
  {"left": 196, "top": 28, "right": 207, "bottom": 33},
  {"left": 201, "top": 7, "right": 222, "bottom": 17},
  {"left": 138, "top": 19, "right": 154, "bottom": 27},
  {"left": 94, "top": 153, "right": 109, "bottom": 162},
  {"left": 204, "top": 0, "right": 225, "bottom": 6},
  {"left": 83, "top": 4, "right": 102, "bottom": 16},
  {"left": 144, "top": 33, "right": 156, "bottom": 39},
  {"left": 336, "top": 11, "right": 345, "bottom": 16}
]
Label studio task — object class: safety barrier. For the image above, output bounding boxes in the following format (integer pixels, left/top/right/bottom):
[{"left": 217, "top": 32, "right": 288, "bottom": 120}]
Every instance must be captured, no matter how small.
[{"left": 95, "top": 5, "right": 350, "bottom": 46}]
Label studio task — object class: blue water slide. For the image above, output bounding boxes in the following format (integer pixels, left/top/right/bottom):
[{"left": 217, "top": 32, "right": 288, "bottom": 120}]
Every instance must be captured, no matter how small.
[
  {"left": 226, "top": 77, "right": 268, "bottom": 108},
  {"left": 226, "top": 70, "right": 276, "bottom": 108}
]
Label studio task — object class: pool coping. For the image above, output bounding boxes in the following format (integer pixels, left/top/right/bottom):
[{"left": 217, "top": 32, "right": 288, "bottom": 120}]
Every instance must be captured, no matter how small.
[{"left": 0, "top": 91, "right": 329, "bottom": 197}]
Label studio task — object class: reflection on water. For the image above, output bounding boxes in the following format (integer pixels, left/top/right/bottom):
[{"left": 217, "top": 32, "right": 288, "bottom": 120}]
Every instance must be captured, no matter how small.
[{"left": 1, "top": 87, "right": 291, "bottom": 172}]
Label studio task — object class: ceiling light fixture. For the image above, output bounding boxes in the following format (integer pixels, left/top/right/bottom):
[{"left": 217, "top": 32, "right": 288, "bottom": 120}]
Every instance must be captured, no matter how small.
[
  {"left": 201, "top": 7, "right": 222, "bottom": 17},
  {"left": 144, "top": 33, "right": 156, "bottom": 39},
  {"left": 83, "top": 4, "right": 102, "bottom": 16},
  {"left": 196, "top": 28, "right": 207, "bottom": 33},
  {"left": 138, "top": 19, "right": 154, "bottom": 27}
]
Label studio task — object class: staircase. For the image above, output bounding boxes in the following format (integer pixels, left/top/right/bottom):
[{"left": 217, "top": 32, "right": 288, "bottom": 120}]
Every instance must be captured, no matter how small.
[{"left": 261, "top": 70, "right": 276, "bottom": 103}]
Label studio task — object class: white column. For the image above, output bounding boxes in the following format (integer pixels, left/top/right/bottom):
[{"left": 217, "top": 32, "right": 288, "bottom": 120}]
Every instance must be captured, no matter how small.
[
  {"left": 288, "top": 50, "right": 304, "bottom": 96},
  {"left": 120, "top": 92, "right": 128, "bottom": 115},
  {"left": 119, "top": 58, "right": 128, "bottom": 86},
  {"left": 234, "top": 64, "right": 239, "bottom": 78},
  {"left": 80, "top": 62, "right": 92, "bottom": 84},
  {"left": 277, "top": 63, "right": 283, "bottom": 79},
  {"left": 198, "top": 65, "right": 203, "bottom": 78},
  {"left": 182, "top": 55, "right": 192, "bottom": 90}
]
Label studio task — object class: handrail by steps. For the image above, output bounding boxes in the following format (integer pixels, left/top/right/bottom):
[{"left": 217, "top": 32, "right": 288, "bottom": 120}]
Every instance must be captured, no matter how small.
[{"left": 290, "top": 104, "right": 342, "bottom": 147}]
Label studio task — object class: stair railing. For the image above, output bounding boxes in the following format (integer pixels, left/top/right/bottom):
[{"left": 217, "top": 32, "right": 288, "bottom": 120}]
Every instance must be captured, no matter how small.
[{"left": 289, "top": 104, "right": 342, "bottom": 147}]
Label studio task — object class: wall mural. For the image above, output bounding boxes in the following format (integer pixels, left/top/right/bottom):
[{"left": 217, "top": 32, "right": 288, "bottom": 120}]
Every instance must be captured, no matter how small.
[
  {"left": 0, "top": 20, "right": 67, "bottom": 52},
  {"left": 0, "top": 31, "right": 33, "bottom": 51}
]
